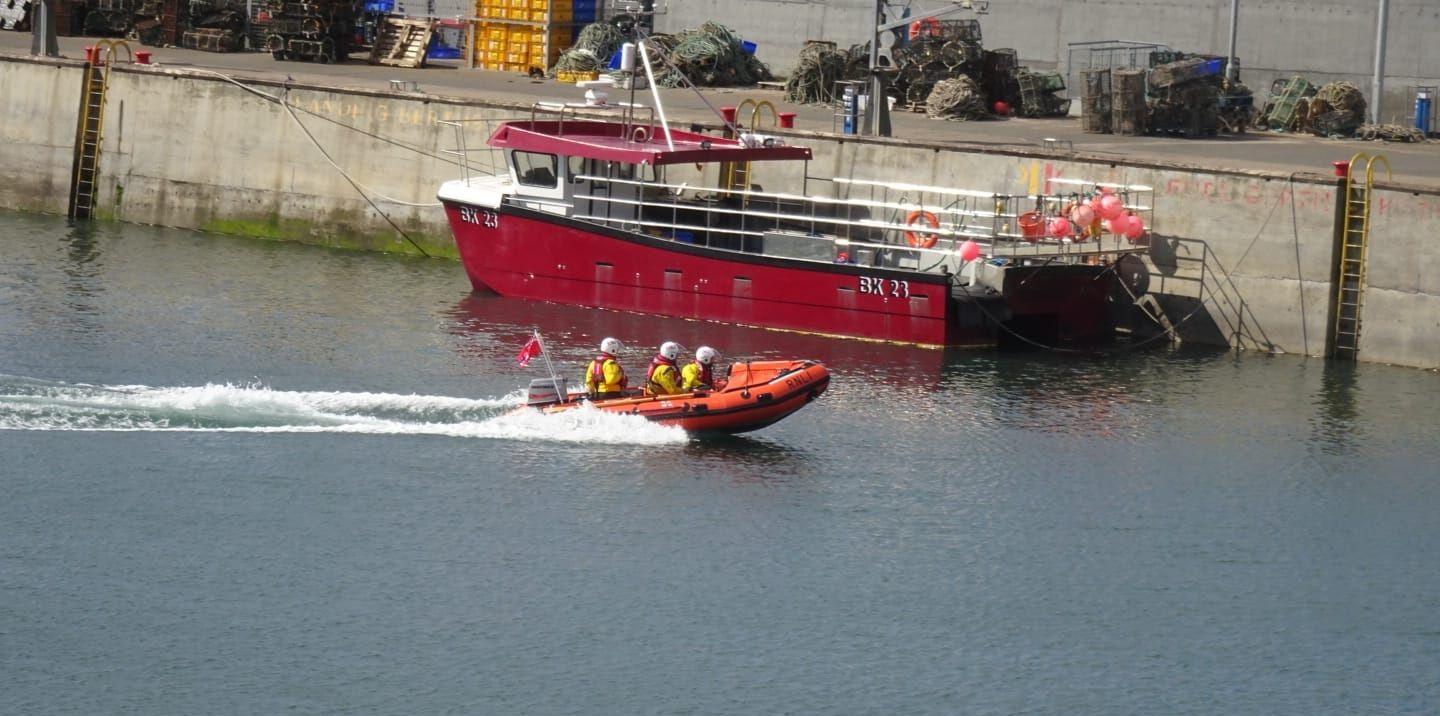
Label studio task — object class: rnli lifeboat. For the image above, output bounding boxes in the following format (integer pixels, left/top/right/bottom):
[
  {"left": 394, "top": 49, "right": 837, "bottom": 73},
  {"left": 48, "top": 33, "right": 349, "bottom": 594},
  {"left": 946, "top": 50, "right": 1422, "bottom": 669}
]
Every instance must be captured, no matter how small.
[{"left": 525, "top": 360, "right": 829, "bottom": 434}]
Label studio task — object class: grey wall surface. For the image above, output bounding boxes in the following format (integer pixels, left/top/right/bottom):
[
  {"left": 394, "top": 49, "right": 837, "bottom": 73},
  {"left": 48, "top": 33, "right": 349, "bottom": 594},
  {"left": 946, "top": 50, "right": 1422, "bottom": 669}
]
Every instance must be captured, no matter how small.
[
  {"left": 2, "top": 56, "right": 1436, "bottom": 367},
  {"left": 658, "top": 0, "right": 1440, "bottom": 120}
]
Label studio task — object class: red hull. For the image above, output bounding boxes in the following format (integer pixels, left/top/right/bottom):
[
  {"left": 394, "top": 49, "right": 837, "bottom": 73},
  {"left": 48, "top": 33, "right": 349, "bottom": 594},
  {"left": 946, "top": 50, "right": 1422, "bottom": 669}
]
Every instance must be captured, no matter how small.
[{"left": 443, "top": 202, "right": 969, "bottom": 347}]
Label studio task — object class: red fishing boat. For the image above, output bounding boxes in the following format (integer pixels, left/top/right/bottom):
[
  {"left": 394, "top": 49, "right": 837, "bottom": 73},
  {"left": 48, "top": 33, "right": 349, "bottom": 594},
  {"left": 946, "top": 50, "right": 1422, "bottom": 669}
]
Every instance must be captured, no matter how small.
[{"left": 437, "top": 49, "right": 1154, "bottom": 348}]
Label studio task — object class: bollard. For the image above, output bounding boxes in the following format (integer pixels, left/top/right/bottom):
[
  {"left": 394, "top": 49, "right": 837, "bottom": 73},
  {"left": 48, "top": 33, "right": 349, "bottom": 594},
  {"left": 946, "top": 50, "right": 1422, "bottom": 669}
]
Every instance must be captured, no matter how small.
[
  {"left": 1332, "top": 160, "right": 1351, "bottom": 178},
  {"left": 83, "top": 45, "right": 100, "bottom": 64},
  {"left": 134, "top": 51, "right": 152, "bottom": 65},
  {"left": 778, "top": 112, "right": 796, "bottom": 129},
  {"left": 720, "top": 106, "right": 737, "bottom": 137}
]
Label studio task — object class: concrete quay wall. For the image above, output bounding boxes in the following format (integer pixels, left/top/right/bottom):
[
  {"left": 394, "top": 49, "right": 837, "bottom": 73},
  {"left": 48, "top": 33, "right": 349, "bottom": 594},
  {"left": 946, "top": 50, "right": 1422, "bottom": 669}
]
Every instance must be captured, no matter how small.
[
  {"left": 661, "top": 0, "right": 1440, "bottom": 122},
  {"left": 1, "top": 57, "right": 1436, "bottom": 369}
]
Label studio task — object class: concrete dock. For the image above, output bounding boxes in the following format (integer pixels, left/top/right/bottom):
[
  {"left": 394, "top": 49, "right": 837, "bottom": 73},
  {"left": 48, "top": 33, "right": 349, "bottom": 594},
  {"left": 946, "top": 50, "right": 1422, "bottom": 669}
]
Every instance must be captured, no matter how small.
[{"left": 4, "top": 33, "right": 1436, "bottom": 188}]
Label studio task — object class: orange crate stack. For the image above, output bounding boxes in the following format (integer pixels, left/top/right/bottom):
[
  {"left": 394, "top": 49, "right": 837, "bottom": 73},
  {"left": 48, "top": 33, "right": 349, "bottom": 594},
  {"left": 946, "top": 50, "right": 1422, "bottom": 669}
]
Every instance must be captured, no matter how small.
[
  {"left": 471, "top": 2, "right": 578, "bottom": 73},
  {"left": 474, "top": 0, "right": 507, "bottom": 19}
]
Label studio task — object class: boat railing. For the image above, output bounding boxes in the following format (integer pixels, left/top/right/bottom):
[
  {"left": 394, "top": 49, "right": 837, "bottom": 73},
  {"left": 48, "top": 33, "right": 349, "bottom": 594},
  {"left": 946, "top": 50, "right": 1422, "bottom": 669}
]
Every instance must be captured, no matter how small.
[
  {"left": 437, "top": 118, "right": 512, "bottom": 183},
  {"left": 526, "top": 101, "right": 658, "bottom": 149},
  {"left": 565, "top": 173, "right": 1154, "bottom": 270}
]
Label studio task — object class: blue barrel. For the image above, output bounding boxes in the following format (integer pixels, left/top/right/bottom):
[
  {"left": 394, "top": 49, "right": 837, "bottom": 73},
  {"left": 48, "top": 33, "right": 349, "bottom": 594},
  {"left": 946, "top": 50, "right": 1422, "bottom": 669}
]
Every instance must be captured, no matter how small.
[
  {"left": 1416, "top": 92, "right": 1433, "bottom": 135},
  {"left": 842, "top": 85, "right": 858, "bottom": 135}
]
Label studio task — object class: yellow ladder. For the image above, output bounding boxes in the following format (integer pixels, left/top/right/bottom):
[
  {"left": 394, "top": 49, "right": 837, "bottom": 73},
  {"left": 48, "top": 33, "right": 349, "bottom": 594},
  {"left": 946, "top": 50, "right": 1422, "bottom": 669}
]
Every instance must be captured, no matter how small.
[
  {"left": 68, "top": 41, "right": 129, "bottom": 219},
  {"left": 1331, "top": 151, "right": 1390, "bottom": 359},
  {"left": 722, "top": 99, "right": 778, "bottom": 202}
]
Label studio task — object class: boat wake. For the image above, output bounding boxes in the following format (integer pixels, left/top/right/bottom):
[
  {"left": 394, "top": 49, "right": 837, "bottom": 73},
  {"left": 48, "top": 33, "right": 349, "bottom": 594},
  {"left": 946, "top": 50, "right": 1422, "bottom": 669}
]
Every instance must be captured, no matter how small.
[{"left": 0, "top": 375, "right": 687, "bottom": 444}]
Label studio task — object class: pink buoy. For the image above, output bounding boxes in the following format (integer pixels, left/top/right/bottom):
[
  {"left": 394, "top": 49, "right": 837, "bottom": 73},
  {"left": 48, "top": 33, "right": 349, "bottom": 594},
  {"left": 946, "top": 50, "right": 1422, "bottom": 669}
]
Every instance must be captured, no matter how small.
[
  {"left": 1124, "top": 214, "right": 1146, "bottom": 241},
  {"left": 1104, "top": 217, "right": 1128, "bottom": 235},
  {"left": 1068, "top": 204, "right": 1095, "bottom": 228},
  {"left": 958, "top": 240, "right": 982, "bottom": 262},
  {"left": 1097, "top": 194, "right": 1124, "bottom": 220},
  {"left": 1047, "top": 217, "right": 1072, "bottom": 238}
]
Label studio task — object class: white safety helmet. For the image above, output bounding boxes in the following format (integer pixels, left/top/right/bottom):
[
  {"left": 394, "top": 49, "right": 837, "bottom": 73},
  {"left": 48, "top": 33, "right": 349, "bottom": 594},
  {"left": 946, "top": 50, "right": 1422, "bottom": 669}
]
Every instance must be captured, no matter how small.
[
  {"left": 600, "top": 337, "right": 624, "bottom": 355},
  {"left": 695, "top": 346, "right": 718, "bottom": 365},
  {"left": 659, "top": 341, "right": 681, "bottom": 361}
]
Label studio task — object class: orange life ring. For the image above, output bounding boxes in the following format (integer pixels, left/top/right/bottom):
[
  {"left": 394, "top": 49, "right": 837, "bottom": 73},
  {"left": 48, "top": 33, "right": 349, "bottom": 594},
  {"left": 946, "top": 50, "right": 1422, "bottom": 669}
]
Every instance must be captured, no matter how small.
[
  {"left": 904, "top": 210, "right": 939, "bottom": 248},
  {"left": 908, "top": 17, "right": 942, "bottom": 40}
]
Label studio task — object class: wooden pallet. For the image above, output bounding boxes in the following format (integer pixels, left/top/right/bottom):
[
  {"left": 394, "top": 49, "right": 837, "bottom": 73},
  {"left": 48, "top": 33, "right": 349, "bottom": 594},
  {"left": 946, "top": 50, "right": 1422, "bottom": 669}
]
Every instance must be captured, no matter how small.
[{"left": 369, "top": 17, "right": 433, "bottom": 69}]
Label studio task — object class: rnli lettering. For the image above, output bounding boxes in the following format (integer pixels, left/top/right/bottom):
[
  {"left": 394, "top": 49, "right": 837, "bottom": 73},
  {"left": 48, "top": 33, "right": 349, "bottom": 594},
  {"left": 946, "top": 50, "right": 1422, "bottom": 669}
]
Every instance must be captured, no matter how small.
[
  {"left": 784, "top": 373, "right": 813, "bottom": 389},
  {"left": 459, "top": 207, "right": 500, "bottom": 228},
  {"left": 858, "top": 276, "right": 909, "bottom": 298}
]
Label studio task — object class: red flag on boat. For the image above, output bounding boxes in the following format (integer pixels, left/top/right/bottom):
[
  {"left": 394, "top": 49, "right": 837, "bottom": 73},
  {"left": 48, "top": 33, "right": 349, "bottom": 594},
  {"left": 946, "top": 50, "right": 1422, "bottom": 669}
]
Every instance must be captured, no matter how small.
[{"left": 516, "top": 336, "right": 542, "bottom": 367}]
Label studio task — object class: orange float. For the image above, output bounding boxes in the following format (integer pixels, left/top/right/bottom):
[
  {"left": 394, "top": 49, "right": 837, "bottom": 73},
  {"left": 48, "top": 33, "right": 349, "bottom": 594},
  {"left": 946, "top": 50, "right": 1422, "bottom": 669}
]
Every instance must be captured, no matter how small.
[
  {"left": 904, "top": 210, "right": 940, "bottom": 248},
  {"left": 529, "top": 360, "right": 829, "bottom": 434},
  {"left": 908, "top": 17, "right": 942, "bottom": 40}
]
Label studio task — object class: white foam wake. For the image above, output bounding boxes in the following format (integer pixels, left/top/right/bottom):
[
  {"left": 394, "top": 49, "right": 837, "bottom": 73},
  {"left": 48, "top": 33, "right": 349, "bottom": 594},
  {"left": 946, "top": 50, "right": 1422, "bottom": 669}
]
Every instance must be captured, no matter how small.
[{"left": 0, "top": 376, "right": 687, "bottom": 445}]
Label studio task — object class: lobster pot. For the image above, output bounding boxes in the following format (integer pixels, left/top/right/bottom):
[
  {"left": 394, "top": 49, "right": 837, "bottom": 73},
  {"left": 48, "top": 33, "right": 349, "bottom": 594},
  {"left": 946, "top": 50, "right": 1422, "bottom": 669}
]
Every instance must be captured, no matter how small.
[
  {"left": 1111, "top": 69, "right": 1146, "bottom": 109},
  {"left": 1111, "top": 68, "right": 1147, "bottom": 134},
  {"left": 1081, "top": 68, "right": 1111, "bottom": 99},
  {"left": 1082, "top": 96, "right": 1112, "bottom": 133}
]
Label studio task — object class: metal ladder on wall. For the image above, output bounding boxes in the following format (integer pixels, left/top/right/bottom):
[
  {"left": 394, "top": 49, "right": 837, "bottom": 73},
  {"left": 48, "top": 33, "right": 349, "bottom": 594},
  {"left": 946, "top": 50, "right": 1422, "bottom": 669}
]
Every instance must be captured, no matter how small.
[
  {"left": 68, "top": 42, "right": 128, "bottom": 219},
  {"left": 1331, "top": 151, "right": 1390, "bottom": 359}
]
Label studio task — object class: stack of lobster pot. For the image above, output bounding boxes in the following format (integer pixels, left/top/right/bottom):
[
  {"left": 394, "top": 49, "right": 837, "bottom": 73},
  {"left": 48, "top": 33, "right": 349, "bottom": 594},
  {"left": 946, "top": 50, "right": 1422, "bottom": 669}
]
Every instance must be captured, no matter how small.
[
  {"left": 1111, "top": 69, "right": 1148, "bottom": 136},
  {"left": 1080, "top": 68, "right": 1112, "bottom": 133},
  {"left": 264, "top": 0, "right": 354, "bottom": 63}
]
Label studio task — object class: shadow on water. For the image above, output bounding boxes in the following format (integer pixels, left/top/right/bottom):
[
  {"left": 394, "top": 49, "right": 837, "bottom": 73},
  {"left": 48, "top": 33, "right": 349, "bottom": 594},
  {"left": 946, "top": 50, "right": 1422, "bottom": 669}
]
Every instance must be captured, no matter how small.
[
  {"left": 1311, "top": 359, "right": 1363, "bottom": 456},
  {"left": 445, "top": 293, "right": 947, "bottom": 387}
]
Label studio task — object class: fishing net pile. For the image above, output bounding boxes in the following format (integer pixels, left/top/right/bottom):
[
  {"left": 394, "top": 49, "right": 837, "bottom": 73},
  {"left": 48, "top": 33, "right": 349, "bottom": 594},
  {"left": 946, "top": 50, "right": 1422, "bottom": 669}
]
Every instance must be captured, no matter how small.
[
  {"left": 648, "top": 22, "right": 772, "bottom": 88},
  {"left": 783, "top": 41, "right": 850, "bottom": 105},
  {"left": 1258, "top": 76, "right": 1369, "bottom": 137},
  {"left": 925, "top": 77, "right": 988, "bottom": 120},
  {"left": 1306, "top": 81, "right": 1367, "bottom": 137},
  {"left": 549, "top": 22, "right": 626, "bottom": 76},
  {"left": 1354, "top": 123, "right": 1429, "bottom": 142}
]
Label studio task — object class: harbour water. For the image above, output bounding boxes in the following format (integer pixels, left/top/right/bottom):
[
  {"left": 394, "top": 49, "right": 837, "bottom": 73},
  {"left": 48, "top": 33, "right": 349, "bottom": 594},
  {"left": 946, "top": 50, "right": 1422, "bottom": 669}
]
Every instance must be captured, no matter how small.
[{"left": 2, "top": 211, "right": 1437, "bottom": 714}]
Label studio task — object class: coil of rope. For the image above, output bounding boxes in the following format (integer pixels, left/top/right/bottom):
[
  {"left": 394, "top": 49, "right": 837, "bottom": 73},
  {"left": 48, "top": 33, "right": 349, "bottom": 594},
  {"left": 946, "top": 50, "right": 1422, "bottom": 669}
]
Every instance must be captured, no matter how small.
[{"left": 549, "top": 22, "right": 626, "bottom": 76}]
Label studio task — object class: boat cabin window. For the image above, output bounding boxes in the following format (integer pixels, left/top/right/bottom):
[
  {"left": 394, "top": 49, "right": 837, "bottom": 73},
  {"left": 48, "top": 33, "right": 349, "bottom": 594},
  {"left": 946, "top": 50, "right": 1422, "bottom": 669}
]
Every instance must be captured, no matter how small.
[{"left": 514, "top": 151, "right": 558, "bottom": 188}]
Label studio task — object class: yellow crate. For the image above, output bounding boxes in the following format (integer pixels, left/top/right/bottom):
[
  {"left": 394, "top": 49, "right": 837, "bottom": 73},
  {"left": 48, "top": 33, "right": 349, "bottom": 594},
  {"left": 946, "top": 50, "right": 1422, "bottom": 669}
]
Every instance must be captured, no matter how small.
[
  {"left": 505, "top": 51, "right": 528, "bottom": 64},
  {"left": 482, "top": 22, "right": 509, "bottom": 39},
  {"left": 555, "top": 70, "right": 600, "bottom": 84},
  {"left": 476, "top": 1, "right": 507, "bottom": 18},
  {"left": 505, "top": 7, "right": 529, "bottom": 19},
  {"left": 508, "top": 0, "right": 527, "bottom": 8},
  {"left": 507, "top": 37, "right": 530, "bottom": 52},
  {"left": 523, "top": 28, "right": 567, "bottom": 45}
]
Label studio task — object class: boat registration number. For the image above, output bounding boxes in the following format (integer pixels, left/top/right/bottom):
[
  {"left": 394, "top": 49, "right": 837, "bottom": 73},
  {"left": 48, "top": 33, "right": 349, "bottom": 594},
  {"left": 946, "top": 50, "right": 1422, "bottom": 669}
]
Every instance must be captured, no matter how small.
[
  {"left": 459, "top": 207, "right": 500, "bottom": 228},
  {"left": 858, "top": 276, "right": 910, "bottom": 298}
]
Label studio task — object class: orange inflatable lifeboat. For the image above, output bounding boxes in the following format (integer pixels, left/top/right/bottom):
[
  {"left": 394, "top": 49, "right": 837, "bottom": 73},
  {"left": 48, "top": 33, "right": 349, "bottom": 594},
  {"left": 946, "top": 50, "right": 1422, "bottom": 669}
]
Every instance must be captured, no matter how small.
[{"left": 526, "top": 360, "right": 829, "bottom": 434}]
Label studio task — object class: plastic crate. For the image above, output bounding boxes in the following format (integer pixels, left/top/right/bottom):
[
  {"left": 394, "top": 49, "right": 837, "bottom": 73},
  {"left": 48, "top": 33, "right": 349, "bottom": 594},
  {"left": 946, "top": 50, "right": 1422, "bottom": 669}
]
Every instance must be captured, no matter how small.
[
  {"left": 476, "top": 0, "right": 507, "bottom": 18},
  {"left": 573, "top": 0, "right": 596, "bottom": 21},
  {"left": 556, "top": 70, "right": 599, "bottom": 83}
]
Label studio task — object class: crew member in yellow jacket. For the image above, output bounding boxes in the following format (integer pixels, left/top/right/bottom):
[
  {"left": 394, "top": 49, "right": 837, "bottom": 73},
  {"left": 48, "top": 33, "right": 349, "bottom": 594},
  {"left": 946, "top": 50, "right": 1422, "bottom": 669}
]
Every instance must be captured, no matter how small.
[
  {"left": 644, "top": 341, "right": 684, "bottom": 396},
  {"left": 681, "top": 346, "right": 719, "bottom": 391},
  {"left": 584, "top": 337, "right": 628, "bottom": 399}
]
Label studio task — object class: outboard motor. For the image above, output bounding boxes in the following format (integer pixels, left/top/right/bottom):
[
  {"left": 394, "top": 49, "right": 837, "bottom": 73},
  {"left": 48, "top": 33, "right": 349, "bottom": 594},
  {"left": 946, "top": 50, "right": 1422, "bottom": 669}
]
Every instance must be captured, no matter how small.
[{"left": 525, "top": 378, "right": 569, "bottom": 406}]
